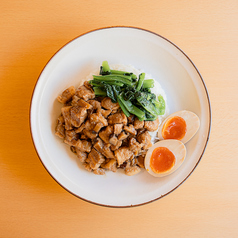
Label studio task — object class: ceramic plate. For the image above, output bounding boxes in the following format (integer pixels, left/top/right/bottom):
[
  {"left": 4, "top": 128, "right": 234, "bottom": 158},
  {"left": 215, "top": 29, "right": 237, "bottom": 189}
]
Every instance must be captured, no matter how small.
[{"left": 30, "top": 27, "right": 211, "bottom": 207}]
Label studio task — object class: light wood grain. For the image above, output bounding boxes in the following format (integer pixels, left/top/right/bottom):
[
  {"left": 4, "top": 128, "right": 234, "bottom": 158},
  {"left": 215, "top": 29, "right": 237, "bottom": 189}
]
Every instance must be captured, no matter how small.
[{"left": 0, "top": 0, "right": 238, "bottom": 237}]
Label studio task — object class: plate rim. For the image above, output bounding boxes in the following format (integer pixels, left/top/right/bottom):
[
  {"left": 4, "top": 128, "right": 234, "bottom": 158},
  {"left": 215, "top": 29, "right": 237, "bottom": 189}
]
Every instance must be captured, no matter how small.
[{"left": 29, "top": 26, "right": 212, "bottom": 208}]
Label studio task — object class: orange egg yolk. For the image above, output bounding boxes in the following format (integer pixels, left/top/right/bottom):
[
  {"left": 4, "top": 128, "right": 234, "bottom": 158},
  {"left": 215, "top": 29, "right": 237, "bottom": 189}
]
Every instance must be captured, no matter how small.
[
  {"left": 162, "top": 116, "right": 187, "bottom": 140},
  {"left": 150, "top": 147, "right": 175, "bottom": 173}
]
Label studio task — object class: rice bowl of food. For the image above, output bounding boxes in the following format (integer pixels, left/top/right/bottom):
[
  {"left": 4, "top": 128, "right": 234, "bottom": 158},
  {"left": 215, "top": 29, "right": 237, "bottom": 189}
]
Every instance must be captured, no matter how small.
[{"left": 30, "top": 27, "right": 211, "bottom": 207}]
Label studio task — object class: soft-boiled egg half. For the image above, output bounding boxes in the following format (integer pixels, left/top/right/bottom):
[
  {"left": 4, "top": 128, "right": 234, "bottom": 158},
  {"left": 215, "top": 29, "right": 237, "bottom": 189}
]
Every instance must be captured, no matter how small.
[
  {"left": 144, "top": 139, "right": 186, "bottom": 177},
  {"left": 157, "top": 110, "right": 200, "bottom": 144}
]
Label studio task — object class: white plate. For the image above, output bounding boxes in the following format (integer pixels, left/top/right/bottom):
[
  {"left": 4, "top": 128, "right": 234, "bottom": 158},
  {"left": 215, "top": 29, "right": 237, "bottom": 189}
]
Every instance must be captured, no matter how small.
[{"left": 30, "top": 27, "right": 211, "bottom": 207}]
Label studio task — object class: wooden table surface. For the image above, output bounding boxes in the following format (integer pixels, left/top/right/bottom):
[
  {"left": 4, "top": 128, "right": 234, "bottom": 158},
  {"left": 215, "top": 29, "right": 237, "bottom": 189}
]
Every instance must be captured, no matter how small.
[{"left": 1, "top": 0, "right": 237, "bottom": 237}]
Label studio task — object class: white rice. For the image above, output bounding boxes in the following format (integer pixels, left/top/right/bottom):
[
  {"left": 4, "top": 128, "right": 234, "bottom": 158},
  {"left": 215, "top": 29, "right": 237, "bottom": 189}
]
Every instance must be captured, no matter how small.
[{"left": 85, "top": 63, "right": 169, "bottom": 144}]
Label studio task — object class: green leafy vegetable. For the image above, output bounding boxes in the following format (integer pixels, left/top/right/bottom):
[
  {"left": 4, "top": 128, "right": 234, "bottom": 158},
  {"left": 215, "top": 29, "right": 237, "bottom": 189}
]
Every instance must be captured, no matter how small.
[
  {"left": 136, "top": 73, "right": 145, "bottom": 91},
  {"left": 90, "top": 61, "right": 166, "bottom": 121}
]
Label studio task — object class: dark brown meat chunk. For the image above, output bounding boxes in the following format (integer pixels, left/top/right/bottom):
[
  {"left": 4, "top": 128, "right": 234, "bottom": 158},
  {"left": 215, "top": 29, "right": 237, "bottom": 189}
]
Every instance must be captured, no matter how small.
[
  {"left": 64, "top": 130, "right": 78, "bottom": 146},
  {"left": 111, "top": 109, "right": 118, "bottom": 114},
  {"left": 124, "top": 124, "right": 137, "bottom": 136},
  {"left": 125, "top": 165, "right": 141, "bottom": 176},
  {"left": 114, "top": 124, "right": 123, "bottom": 135},
  {"left": 75, "top": 140, "right": 92, "bottom": 153},
  {"left": 117, "top": 131, "right": 129, "bottom": 141},
  {"left": 101, "top": 159, "right": 117, "bottom": 172},
  {"left": 84, "top": 120, "right": 95, "bottom": 130},
  {"left": 110, "top": 140, "right": 122, "bottom": 151},
  {"left": 83, "top": 81, "right": 93, "bottom": 91},
  {"left": 90, "top": 112, "right": 108, "bottom": 127},
  {"left": 88, "top": 148, "right": 105, "bottom": 170},
  {"left": 99, "top": 125, "right": 113, "bottom": 144},
  {"left": 93, "top": 168, "right": 106, "bottom": 175},
  {"left": 75, "top": 85, "right": 95, "bottom": 101},
  {"left": 70, "top": 106, "right": 87, "bottom": 127},
  {"left": 114, "top": 147, "right": 133, "bottom": 166},
  {"left": 83, "top": 162, "right": 92, "bottom": 172},
  {"left": 71, "top": 96, "right": 93, "bottom": 109},
  {"left": 75, "top": 123, "right": 85, "bottom": 133},
  {"left": 88, "top": 100, "right": 101, "bottom": 110},
  {"left": 129, "top": 138, "right": 143, "bottom": 156},
  {"left": 137, "top": 155, "right": 145, "bottom": 168},
  {"left": 130, "top": 157, "right": 138, "bottom": 166},
  {"left": 55, "top": 115, "right": 65, "bottom": 139},
  {"left": 82, "top": 129, "right": 98, "bottom": 140},
  {"left": 57, "top": 86, "right": 76, "bottom": 104},
  {"left": 65, "top": 130, "right": 78, "bottom": 142},
  {"left": 134, "top": 117, "right": 144, "bottom": 130},
  {"left": 137, "top": 131, "right": 152, "bottom": 150},
  {"left": 97, "top": 108, "right": 111, "bottom": 118},
  {"left": 61, "top": 106, "right": 72, "bottom": 130},
  {"left": 93, "top": 138, "right": 115, "bottom": 159},
  {"left": 109, "top": 134, "right": 118, "bottom": 146},
  {"left": 127, "top": 114, "right": 135, "bottom": 123},
  {"left": 107, "top": 112, "right": 127, "bottom": 125},
  {"left": 93, "top": 122, "right": 104, "bottom": 133},
  {"left": 101, "top": 97, "right": 120, "bottom": 110},
  {"left": 75, "top": 148, "right": 87, "bottom": 163},
  {"left": 144, "top": 118, "right": 160, "bottom": 132}
]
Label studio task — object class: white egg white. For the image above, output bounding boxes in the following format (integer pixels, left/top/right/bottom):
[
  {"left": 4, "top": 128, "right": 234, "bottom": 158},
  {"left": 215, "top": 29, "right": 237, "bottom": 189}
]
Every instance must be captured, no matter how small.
[
  {"left": 157, "top": 110, "right": 200, "bottom": 144},
  {"left": 144, "top": 139, "right": 186, "bottom": 177}
]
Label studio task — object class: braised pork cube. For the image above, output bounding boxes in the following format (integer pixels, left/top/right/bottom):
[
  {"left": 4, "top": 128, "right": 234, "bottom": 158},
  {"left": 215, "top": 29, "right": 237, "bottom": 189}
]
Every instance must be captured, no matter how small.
[
  {"left": 75, "top": 85, "right": 95, "bottom": 101},
  {"left": 84, "top": 81, "right": 93, "bottom": 91},
  {"left": 84, "top": 120, "right": 95, "bottom": 130},
  {"left": 64, "top": 130, "right": 78, "bottom": 146},
  {"left": 124, "top": 124, "right": 137, "bottom": 136},
  {"left": 130, "top": 157, "right": 138, "bottom": 166},
  {"left": 137, "top": 155, "right": 145, "bottom": 168},
  {"left": 144, "top": 118, "right": 160, "bottom": 132},
  {"left": 75, "top": 140, "right": 92, "bottom": 153},
  {"left": 101, "top": 159, "right": 117, "bottom": 172},
  {"left": 125, "top": 165, "right": 141, "bottom": 176},
  {"left": 75, "top": 148, "right": 87, "bottom": 163},
  {"left": 75, "top": 123, "right": 85, "bottom": 133},
  {"left": 88, "top": 100, "right": 101, "bottom": 110},
  {"left": 111, "top": 140, "right": 122, "bottom": 151},
  {"left": 93, "top": 122, "right": 104, "bottom": 133},
  {"left": 82, "top": 129, "right": 98, "bottom": 140},
  {"left": 114, "top": 124, "right": 123, "bottom": 135},
  {"left": 83, "top": 162, "right": 92, "bottom": 172},
  {"left": 117, "top": 131, "right": 129, "bottom": 141},
  {"left": 71, "top": 96, "right": 93, "bottom": 109},
  {"left": 109, "top": 134, "right": 118, "bottom": 146},
  {"left": 65, "top": 129, "right": 78, "bottom": 142},
  {"left": 93, "top": 168, "right": 106, "bottom": 175},
  {"left": 127, "top": 114, "right": 135, "bottom": 123},
  {"left": 88, "top": 148, "right": 105, "bottom": 170},
  {"left": 89, "top": 112, "right": 108, "bottom": 127},
  {"left": 111, "top": 109, "right": 118, "bottom": 114},
  {"left": 114, "top": 147, "right": 133, "bottom": 166},
  {"left": 75, "top": 120, "right": 92, "bottom": 134},
  {"left": 61, "top": 106, "right": 72, "bottom": 130},
  {"left": 64, "top": 139, "right": 77, "bottom": 147},
  {"left": 101, "top": 97, "right": 120, "bottom": 110},
  {"left": 57, "top": 86, "right": 76, "bottom": 104},
  {"left": 55, "top": 115, "right": 65, "bottom": 139},
  {"left": 108, "top": 112, "right": 127, "bottom": 125},
  {"left": 134, "top": 117, "right": 145, "bottom": 129},
  {"left": 93, "top": 138, "right": 103, "bottom": 151},
  {"left": 129, "top": 138, "right": 143, "bottom": 156},
  {"left": 93, "top": 138, "right": 115, "bottom": 159},
  {"left": 70, "top": 106, "right": 87, "bottom": 127},
  {"left": 97, "top": 108, "right": 111, "bottom": 118},
  {"left": 137, "top": 131, "right": 152, "bottom": 150},
  {"left": 99, "top": 125, "right": 113, "bottom": 144}
]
